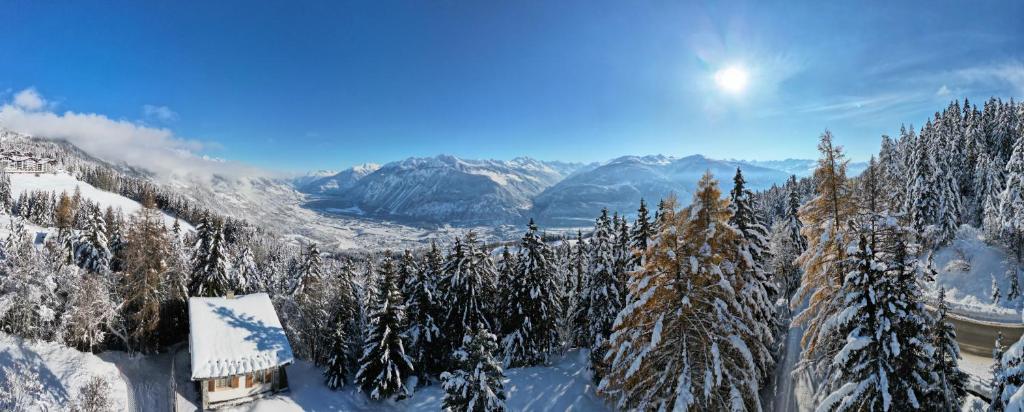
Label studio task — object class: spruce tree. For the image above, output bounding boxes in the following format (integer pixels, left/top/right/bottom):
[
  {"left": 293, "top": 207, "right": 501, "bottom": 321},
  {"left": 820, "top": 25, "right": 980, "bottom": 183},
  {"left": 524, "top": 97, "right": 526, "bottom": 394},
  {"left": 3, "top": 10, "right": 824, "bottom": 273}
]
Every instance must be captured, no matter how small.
[
  {"left": 585, "top": 209, "right": 624, "bottom": 381},
  {"left": 404, "top": 241, "right": 444, "bottom": 381},
  {"left": 439, "top": 233, "right": 498, "bottom": 368},
  {"left": 727, "top": 168, "right": 777, "bottom": 382},
  {"left": 998, "top": 132, "right": 1024, "bottom": 259},
  {"left": 927, "top": 287, "right": 968, "bottom": 411},
  {"left": 500, "top": 219, "right": 560, "bottom": 367},
  {"left": 74, "top": 205, "right": 110, "bottom": 273},
  {"left": 188, "top": 215, "right": 230, "bottom": 297},
  {"left": 355, "top": 254, "right": 414, "bottom": 400},
  {"left": 441, "top": 324, "right": 507, "bottom": 412},
  {"left": 569, "top": 230, "right": 590, "bottom": 348},
  {"left": 992, "top": 332, "right": 1007, "bottom": 412},
  {"left": 630, "top": 198, "right": 652, "bottom": 269}
]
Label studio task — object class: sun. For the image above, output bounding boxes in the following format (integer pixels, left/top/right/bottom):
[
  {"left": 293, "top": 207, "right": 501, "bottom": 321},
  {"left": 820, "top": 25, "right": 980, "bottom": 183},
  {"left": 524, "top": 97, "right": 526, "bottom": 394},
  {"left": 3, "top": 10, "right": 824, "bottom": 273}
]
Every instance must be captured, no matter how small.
[{"left": 714, "top": 66, "right": 749, "bottom": 94}]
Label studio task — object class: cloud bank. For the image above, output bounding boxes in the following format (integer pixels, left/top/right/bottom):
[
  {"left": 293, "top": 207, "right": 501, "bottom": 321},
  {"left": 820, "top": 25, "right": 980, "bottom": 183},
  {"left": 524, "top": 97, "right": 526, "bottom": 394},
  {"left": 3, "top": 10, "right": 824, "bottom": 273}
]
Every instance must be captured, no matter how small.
[{"left": 0, "top": 88, "right": 271, "bottom": 181}]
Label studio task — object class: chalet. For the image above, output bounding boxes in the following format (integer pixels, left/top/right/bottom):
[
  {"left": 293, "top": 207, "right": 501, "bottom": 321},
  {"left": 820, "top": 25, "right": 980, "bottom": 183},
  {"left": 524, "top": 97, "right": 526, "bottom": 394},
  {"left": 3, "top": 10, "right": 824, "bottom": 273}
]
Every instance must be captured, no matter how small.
[
  {"left": 0, "top": 150, "right": 56, "bottom": 173},
  {"left": 188, "top": 293, "right": 294, "bottom": 410}
]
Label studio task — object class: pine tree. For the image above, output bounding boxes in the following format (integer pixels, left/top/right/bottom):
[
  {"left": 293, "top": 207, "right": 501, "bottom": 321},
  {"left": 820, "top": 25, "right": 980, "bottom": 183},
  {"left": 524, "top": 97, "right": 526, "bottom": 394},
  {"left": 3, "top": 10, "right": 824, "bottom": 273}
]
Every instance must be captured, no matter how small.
[
  {"left": 355, "top": 254, "right": 414, "bottom": 400},
  {"left": 294, "top": 243, "right": 329, "bottom": 363},
  {"left": 439, "top": 233, "right": 498, "bottom": 367},
  {"left": 405, "top": 241, "right": 444, "bottom": 381},
  {"left": 74, "top": 205, "right": 110, "bottom": 273},
  {"left": 584, "top": 209, "right": 625, "bottom": 381},
  {"left": 501, "top": 219, "right": 560, "bottom": 368},
  {"left": 927, "top": 287, "right": 968, "bottom": 411},
  {"left": 441, "top": 324, "right": 507, "bottom": 412}
]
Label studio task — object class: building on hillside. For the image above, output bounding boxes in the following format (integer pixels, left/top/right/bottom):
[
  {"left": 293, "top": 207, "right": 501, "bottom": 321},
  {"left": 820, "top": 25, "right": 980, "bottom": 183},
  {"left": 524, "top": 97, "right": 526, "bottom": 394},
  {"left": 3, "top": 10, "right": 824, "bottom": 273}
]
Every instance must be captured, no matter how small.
[
  {"left": 189, "top": 293, "right": 294, "bottom": 410},
  {"left": 0, "top": 150, "right": 56, "bottom": 173}
]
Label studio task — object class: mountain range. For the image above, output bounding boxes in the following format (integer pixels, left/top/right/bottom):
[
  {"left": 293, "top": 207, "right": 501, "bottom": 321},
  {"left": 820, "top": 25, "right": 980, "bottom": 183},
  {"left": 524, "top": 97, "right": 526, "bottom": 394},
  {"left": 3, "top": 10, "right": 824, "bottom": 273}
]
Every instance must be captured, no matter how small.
[{"left": 296, "top": 153, "right": 847, "bottom": 227}]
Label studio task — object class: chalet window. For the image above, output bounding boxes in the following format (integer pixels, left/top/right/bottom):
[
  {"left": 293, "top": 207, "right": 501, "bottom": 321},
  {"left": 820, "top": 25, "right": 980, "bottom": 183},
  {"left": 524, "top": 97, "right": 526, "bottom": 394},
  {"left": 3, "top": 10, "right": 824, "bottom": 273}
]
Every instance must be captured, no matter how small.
[{"left": 213, "top": 377, "right": 232, "bottom": 390}]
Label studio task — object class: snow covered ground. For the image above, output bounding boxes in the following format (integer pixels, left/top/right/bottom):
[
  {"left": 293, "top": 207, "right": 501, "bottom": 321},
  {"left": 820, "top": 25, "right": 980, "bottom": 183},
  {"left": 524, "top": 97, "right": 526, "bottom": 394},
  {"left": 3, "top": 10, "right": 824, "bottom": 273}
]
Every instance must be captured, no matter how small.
[
  {"left": 0, "top": 333, "right": 130, "bottom": 411},
  {"left": 220, "top": 350, "right": 608, "bottom": 412},
  {"left": 927, "top": 225, "right": 1024, "bottom": 323},
  {"left": 9, "top": 171, "right": 192, "bottom": 231}
]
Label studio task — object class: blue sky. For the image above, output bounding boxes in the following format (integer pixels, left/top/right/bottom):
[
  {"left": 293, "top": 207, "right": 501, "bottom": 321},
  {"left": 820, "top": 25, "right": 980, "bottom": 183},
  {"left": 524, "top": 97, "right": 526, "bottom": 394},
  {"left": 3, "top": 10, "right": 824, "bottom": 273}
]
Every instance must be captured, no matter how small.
[{"left": 1, "top": 1, "right": 1023, "bottom": 173}]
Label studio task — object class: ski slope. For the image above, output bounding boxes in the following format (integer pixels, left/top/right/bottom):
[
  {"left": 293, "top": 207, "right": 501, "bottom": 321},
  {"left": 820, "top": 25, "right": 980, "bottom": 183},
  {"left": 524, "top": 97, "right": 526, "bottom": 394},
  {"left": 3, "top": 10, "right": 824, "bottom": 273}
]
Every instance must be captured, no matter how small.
[{"left": 9, "top": 172, "right": 192, "bottom": 230}]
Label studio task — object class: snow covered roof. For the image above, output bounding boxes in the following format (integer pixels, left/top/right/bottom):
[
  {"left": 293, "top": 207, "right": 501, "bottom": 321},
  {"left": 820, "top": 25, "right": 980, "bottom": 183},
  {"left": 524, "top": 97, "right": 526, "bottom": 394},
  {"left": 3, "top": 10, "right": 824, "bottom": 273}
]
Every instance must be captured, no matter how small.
[{"left": 188, "top": 293, "right": 294, "bottom": 380}]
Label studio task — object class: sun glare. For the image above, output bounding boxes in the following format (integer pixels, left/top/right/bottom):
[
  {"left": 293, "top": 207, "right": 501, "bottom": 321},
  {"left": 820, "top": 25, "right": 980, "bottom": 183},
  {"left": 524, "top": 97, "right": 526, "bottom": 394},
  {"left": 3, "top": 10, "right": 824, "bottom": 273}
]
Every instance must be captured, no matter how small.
[{"left": 714, "top": 66, "right": 749, "bottom": 94}]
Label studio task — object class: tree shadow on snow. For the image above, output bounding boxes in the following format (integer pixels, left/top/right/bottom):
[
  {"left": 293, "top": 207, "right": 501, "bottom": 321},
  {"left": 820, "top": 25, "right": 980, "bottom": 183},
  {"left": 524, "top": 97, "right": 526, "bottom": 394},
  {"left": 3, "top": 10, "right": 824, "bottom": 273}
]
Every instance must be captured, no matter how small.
[
  {"left": 0, "top": 342, "right": 71, "bottom": 405},
  {"left": 211, "top": 305, "right": 291, "bottom": 359}
]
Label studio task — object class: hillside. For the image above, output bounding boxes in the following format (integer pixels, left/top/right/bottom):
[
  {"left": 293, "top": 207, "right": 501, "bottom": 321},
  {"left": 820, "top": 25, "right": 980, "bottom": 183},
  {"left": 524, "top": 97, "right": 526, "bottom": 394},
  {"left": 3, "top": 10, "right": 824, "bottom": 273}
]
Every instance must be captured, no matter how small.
[{"left": 531, "top": 154, "right": 791, "bottom": 226}]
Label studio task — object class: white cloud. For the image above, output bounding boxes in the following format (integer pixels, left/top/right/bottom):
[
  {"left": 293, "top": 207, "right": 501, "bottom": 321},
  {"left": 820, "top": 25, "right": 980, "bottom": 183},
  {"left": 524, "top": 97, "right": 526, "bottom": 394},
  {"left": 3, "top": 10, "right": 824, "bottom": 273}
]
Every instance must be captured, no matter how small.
[
  {"left": 950, "top": 61, "right": 1024, "bottom": 96},
  {"left": 13, "top": 88, "right": 46, "bottom": 111},
  {"left": 0, "top": 89, "right": 272, "bottom": 181},
  {"left": 936, "top": 85, "right": 951, "bottom": 96},
  {"left": 142, "top": 104, "right": 179, "bottom": 122}
]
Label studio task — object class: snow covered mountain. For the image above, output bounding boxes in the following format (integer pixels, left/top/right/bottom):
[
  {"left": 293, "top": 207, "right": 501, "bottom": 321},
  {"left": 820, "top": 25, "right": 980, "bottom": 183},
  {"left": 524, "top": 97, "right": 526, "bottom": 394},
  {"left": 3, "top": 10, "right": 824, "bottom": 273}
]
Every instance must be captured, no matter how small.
[
  {"left": 296, "top": 163, "right": 380, "bottom": 195},
  {"left": 305, "top": 155, "right": 581, "bottom": 225},
  {"left": 530, "top": 155, "right": 793, "bottom": 226}
]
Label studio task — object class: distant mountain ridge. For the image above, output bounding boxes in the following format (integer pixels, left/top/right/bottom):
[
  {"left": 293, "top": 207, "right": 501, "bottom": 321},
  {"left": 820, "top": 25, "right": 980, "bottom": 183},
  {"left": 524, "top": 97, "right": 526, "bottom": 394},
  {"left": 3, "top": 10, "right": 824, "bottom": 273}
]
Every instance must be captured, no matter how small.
[
  {"left": 303, "top": 155, "right": 586, "bottom": 225},
  {"left": 298, "top": 153, "right": 827, "bottom": 227}
]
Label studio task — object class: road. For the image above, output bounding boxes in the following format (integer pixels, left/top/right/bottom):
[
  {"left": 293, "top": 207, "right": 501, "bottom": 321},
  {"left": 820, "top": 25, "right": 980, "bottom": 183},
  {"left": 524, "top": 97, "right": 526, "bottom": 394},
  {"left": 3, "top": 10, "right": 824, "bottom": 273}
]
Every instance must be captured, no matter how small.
[{"left": 943, "top": 310, "right": 1024, "bottom": 357}]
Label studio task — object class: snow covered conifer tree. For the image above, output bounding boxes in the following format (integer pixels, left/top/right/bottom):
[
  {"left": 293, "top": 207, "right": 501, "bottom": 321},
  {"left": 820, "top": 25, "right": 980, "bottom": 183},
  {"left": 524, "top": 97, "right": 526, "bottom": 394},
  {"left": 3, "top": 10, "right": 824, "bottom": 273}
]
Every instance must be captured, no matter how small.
[
  {"left": 324, "top": 310, "right": 353, "bottom": 390},
  {"left": 727, "top": 167, "right": 777, "bottom": 382},
  {"left": 569, "top": 230, "right": 590, "bottom": 349},
  {"left": 74, "top": 205, "right": 110, "bottom": 273},
  {"left": 439, "top": 233, "right": 498, "bottom": 367},
  {"left": 603, "top": 173, "right": 764, "bottom": 410},
  {"left": 405, "top": 241, "right": 444, "bottom": 381},
  {"left": 584, "top": 209, "right": 625, "bottom": 381},
  {"left": 441, "top": 324, "right": 507, "bottom": 412},
  {"left": 188, "top": 215, "right": 231, "bottom": 297},
  {"left": 64, "top": 273, "right": 116, "bottom": 352},
  {"left": 1010, "top": 267, "right": 1022, "bottom": 301},
  {"left": 998, "top": 132, "right": 1024, "bottom": 259},
  {"left": 500, "top": 219, "right": 560, "bottom": 368},
  {"left": 927, "top": 287, "right": 968, "bottom": 411},
  {"left": 630, "top": 198, "right": 652, "bottom": 269},
  {"left": 793, "top": 131, "right": 856, "bottom": 374},
  {"left": 356, "top": 254, "right": 414, "bottom": 400},
  {"left": 993, "top": 332, "right": 1008, "bottom": 412},
  {"left": 817, "top": 234, "right": 897, "bottom": 411},
  {"left": 994, "top": 278, "right": 1003, "bottom": 305},
  {"left": 997, "top": 330, "right": 1024, "bottom": 411}
]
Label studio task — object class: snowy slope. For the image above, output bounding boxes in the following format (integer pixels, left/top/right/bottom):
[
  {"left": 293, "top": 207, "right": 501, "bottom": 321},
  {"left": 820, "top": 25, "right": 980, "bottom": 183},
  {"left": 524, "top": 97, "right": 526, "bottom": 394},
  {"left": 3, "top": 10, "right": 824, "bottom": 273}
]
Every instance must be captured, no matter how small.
[
  {"left": 531, "top": 154, "right": 792, "bottom": 226},
  {"left": 221, "top": 350, "right": 608, "bottom": 412},
  {"left": 296, "top": 163, "right": 380, "bottom": 195},
  {"left": 10, "top": 172, "right": 191, "bottom": 230},
  {"left": 307, "top": 155, "right": 580, "bottom": 225},
  {"left": 927, "top": 225, "right": 1024, "bottom": 323},
  {"left": 0, "top": 333, "right": 129, "bottom": 411}
]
